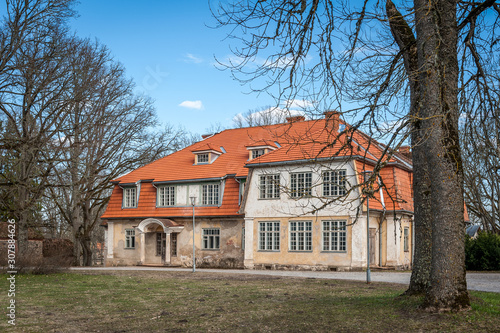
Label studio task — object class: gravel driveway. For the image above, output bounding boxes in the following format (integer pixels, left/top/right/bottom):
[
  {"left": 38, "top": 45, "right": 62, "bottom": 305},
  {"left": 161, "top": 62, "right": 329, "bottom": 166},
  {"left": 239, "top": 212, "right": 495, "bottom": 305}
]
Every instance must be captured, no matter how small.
[{"left": 71, "top": 266, "right": 500, "bottom": 293}]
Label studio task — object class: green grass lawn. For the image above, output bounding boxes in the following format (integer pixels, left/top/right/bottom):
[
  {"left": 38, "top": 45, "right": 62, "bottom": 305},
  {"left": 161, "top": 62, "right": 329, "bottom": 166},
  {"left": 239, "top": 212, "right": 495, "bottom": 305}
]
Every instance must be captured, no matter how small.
[{"left": 1, "top": 270, "right": 499, "bottom": 332}]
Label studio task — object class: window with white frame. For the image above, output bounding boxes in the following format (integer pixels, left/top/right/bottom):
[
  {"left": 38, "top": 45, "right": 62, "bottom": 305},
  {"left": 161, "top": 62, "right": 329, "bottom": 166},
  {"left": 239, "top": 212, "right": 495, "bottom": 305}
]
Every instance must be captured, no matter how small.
[
  {"left": 404, "top": 227, "right": 409, "bottom": 252},
  {"left": 258, "top": 222, "right": 280, "bottom": 251},
  {"left": 322, "top": 220, "right": 347, "bottom": 252},
  {"left": 290, "top": 172, "right": 312, "bottom": 198},
  {"left": 251, "top": 149, "right": 265, "bottom": 159},
  {"left": 123, "top": 187, "right": 137, "bottom": 208},
  {"left": 171, "top": 233, "right": 177, "bottom": 257},
  {"left": 259, "top": 174, "right": 280, "bottom": 199},
  {"left": 202, "top": 184, "right": 220, "bottom": 205},
  {"left": 202, "top": 228, "right": 220, "bottom": 250},
  {"left": 158, "top": 186, "right": 175, "bottom": 206},
  {"left": 289, "top": 221, "right": 312, "bottom": 251},
  {"left": 323, "top": 169, "right": 347, "bottom": 196},
  {"left": 197, "top": 153, "right": 209, "bottom": 164},
  {"left": 125, "top": 229, "right": 135, "bottom": 249}
]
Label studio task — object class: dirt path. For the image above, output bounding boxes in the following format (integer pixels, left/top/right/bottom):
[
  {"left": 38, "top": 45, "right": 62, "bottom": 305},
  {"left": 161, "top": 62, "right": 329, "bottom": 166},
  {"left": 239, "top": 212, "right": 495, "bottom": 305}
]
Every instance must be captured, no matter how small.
[{"left": 70, "top": 267, "right": 500, "bottom": 293}]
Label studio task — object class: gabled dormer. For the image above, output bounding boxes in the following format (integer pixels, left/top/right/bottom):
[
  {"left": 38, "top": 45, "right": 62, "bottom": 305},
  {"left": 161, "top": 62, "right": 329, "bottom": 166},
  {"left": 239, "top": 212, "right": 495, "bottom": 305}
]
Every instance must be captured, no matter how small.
[
  {"left": 246, "top": 140, "right": 277, "bottom": 161},
  {"left": 192, "top": 143, "right": 223, "bottom": 165}
]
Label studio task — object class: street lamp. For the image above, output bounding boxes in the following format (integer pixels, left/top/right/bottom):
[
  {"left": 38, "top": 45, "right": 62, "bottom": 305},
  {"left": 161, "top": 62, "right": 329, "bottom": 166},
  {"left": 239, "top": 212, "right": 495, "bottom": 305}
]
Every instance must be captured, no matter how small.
[
  {"left": 363, "top": 170, "right": 373, "bottom": 284},
  {"left": 190, "top": 196, "right": 196, "bottom": 273}
]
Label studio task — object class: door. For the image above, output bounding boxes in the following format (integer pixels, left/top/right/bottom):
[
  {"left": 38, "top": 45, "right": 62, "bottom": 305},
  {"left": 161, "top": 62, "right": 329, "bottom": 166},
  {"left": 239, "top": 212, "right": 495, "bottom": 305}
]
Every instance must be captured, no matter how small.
[{"left": 156, "top": 232, "right": 166, "bottom": 262}]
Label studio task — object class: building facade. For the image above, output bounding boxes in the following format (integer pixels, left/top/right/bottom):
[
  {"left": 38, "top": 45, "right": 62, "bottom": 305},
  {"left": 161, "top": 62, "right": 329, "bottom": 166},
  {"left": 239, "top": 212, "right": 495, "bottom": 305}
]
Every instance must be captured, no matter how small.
[{"left": 101, "top": 112, "right": 414, "bottom": 270}]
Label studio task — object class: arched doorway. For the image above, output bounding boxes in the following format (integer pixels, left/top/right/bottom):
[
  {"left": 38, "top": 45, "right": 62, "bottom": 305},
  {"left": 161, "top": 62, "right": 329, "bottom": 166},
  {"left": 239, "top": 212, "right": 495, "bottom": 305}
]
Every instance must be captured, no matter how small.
[{"left": 136, "top": 218, "right": 184, "bottom": 265}]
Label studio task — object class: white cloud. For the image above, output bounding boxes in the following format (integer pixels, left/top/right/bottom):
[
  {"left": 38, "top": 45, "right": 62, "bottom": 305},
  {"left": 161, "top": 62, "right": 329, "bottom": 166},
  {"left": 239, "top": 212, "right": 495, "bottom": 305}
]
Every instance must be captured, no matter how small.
[
  {"left": 184, "top": 53, "right": 203, "bottom": 64},
  {"left": 179, "top": 100, "right": 204, "bottom": 110}
]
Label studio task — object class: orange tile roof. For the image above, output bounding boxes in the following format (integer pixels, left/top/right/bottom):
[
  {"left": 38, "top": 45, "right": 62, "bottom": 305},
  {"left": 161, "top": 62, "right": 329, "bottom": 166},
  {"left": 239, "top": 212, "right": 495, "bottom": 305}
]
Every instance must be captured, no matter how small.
[
  {"left": 102, "top": 178, "right": 242, "bottom": 219},
  {"left": 102, "top": 117, "right": 416, "bottom": 220}
]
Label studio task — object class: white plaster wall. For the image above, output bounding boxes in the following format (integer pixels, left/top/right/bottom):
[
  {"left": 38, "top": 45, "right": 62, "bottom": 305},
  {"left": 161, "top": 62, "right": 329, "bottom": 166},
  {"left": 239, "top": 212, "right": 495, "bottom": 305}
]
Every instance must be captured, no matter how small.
[
  {"left": 245, "top": 161, "right": 361, "bottom": 219},
  {"left": 385, "top": 216, "right": 400, "bottom": 266},
  {"left": 176, "top": 185, "right": 188, "bottom": 205}
]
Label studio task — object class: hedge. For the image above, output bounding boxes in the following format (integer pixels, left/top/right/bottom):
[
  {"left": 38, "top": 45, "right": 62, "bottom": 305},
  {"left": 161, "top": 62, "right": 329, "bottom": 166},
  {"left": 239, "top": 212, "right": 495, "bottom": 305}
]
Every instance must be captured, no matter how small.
[{"left": 465, "top": 232, "right": 500, "bottom": 271}]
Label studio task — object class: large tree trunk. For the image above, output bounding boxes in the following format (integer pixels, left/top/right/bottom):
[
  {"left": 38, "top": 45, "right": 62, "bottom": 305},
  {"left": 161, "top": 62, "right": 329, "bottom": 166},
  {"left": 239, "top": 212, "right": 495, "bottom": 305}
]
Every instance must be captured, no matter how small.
[
  {"left": 406, "top": 139, "right": 432, "bottom": 294},
  {"left": 415, "top": 0, "right": 469, "bottom": 311},
  {"left": 81, "top": 235, "right": 92, "bottom": 266},
  {"left": 386, "top": 0, "right": 433, "bottom": 295}
]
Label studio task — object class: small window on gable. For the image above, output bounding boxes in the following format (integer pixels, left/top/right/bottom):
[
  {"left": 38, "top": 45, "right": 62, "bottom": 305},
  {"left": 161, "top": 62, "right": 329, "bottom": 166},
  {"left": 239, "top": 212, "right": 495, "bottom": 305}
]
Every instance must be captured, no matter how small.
[{"left": 197, "top": 153, "right": 209, "bottom": 164}]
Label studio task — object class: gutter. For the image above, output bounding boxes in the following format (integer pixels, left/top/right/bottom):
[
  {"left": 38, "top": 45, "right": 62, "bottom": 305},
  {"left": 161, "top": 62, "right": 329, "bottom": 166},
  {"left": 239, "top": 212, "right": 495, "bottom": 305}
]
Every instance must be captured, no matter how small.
[
  {"left": 151, "top": 176, "right": 227, "bottom": 185},
  {"left": 245, "top": 155, "right": 379, "bottom": 169}
]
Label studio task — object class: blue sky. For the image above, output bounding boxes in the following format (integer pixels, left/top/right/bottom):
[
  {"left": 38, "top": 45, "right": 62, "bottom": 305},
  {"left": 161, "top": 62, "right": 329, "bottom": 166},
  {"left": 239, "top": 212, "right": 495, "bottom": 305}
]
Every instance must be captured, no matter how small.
[{"left": 70, "top": 0, "right": 278, "bottom": 134}]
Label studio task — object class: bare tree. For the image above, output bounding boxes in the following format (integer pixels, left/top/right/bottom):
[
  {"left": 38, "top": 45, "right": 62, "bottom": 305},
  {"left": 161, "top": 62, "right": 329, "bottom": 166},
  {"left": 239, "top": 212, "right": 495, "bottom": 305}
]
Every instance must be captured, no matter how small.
[
  {"left": 462, "top": 95, "right": 500, "bottom": 234},
  {"left": 232, "top": 106, "right": 305, "bottom": 128},
  {"left": 45, "top": 39, "right": 190, "bottom": 265},
  {"left": 0, "top": 0, "right": 78, "bottom": 260},
  {"left": 213, "top": 0, "right": 500, "bottom": 311}
]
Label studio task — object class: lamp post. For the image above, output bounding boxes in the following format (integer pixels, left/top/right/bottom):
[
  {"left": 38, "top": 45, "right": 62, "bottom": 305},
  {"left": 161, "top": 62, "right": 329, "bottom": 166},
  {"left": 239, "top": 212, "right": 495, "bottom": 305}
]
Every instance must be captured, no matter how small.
[
  {"left": 190, "top": 196, "right": 196, "bottom": 273},
  {"left": 363, "top": 171, "right": 373, "bottom": 284}
]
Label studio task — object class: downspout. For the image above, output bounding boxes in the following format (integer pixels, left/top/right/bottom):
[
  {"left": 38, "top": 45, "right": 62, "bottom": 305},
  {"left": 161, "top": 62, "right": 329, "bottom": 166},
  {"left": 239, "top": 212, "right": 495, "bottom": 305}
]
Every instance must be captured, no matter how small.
[{"left": 378, "top": 177, "right": 386, "bottom": 267}]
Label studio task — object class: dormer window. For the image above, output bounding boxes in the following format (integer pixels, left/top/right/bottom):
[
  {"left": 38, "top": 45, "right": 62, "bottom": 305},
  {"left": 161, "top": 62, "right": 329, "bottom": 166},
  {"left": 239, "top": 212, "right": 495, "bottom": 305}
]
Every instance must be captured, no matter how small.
[
  {"left": 192, "top": 144, "right": 223, "bottom": 165},
  {"left": 246, "top": 142, "right": 277, "bottom": 160},
  {"left": 252, "top": 149, "right": 265, "bottom": 159},
  {"left": 123, "top": 187, "right": 137, "bottom": 208},
  {"left": 197, "top": 153, "right": 209, "bottom": 164}
]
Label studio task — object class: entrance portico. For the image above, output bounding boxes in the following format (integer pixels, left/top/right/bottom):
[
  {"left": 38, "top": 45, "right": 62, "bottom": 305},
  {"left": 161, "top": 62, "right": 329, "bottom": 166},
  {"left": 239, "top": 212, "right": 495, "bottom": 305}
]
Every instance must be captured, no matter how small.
[{"left": 136, "top": 218, "right": 184, "bottom": 265}]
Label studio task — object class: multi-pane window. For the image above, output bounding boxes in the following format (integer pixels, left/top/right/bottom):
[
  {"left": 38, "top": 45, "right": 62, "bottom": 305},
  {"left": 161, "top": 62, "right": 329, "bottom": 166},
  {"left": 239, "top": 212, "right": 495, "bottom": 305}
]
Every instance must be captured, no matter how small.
[
  {"left": 259, "top": 174, "right": 280, "bottom": 199},
  {"left": 125, "top": 229, "right": 135, "bottom": 249},
  {"left": 404, "top": 227, "right": 409, "bottom": 252},
  {"left": 323, "top": 170, "right": 347, "bottom": 196},
  {"left": 123, "top": 187, "right": 137, "bottom": 208},
  {"left": 242, "top": 227, "right": 245, "bottom": 251},
  {"left": 197, "top": 153, "right": 209, "bottom": 164},
  {"left": 156, "top": 233, "right": 164, "bottom": 256},
  {"left": 171, "top": 233, "right": 178, "bottom": 257},
  {"left": 290, "top": 172, "right": 312, "bottom": 198},
  {"left": 289, "top": 221, "right": 312, "bottom": 251},
  {"left": 322, "top": 220, "right": 347, "bottom": 252},
  {"left": 252, "top": 149, "right": 265, "bottom": 159},
  {"left": 258, "top": 222, "right": 280, "bottom": 251},
  {"left": 202, "top": 184, "right": 220, "bottom": 205},
  {"left": 202, "top": 228, "right": 220, "bottom": 250},
  {"left": 158, "top": 186, "right": 175, "bottom": 206}
]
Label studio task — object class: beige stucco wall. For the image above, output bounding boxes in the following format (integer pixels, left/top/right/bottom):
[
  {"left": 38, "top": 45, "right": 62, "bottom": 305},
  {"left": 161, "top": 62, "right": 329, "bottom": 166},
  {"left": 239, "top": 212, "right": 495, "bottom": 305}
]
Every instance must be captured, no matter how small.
[
  {"left": 176, "top": 217, "right": 244, "bottom": 268},
  {"left": 243, "top": 161, "right": 413, "bottom": 270},
  {"left": 105, "top": 220, "right": 141, "bottom": 266},
  {"left": 105, "top": 217, "right": 244, "bottom": 268},
  {"left": 246, "top": 215, "right": 352, "bottom": 270}
]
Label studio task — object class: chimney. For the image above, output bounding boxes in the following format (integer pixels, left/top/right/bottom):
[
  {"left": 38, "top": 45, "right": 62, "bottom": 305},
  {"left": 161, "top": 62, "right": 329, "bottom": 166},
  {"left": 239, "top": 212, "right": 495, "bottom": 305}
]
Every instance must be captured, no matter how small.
[
  {"left": 398, "top": 145, "right": 412, "bottom": 159},
  {"left": 286, "top": 115, "right": 306, "bottom": 123},
  {"left": 324, "top": 110, "right": 340, "bottom": 132},
  {"left": 201, "top": 134, "right": 212, "bottom": 139}
]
